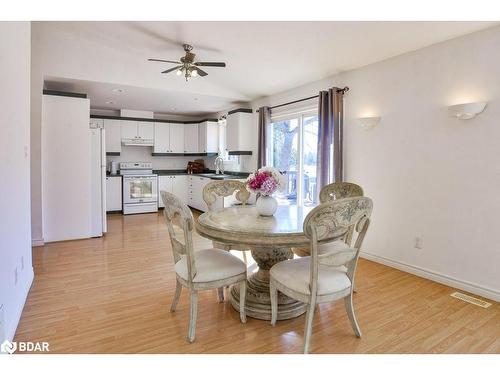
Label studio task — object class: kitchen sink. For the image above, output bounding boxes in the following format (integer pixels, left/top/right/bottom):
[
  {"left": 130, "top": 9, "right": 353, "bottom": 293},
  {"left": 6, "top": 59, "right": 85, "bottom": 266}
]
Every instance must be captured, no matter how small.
[{"left": 197, "top": 173, "right": 238, "bottom": 180}]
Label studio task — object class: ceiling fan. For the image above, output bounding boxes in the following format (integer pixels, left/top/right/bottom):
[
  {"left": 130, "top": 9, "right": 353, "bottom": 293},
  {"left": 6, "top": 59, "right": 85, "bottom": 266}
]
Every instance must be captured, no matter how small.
[{"left": 148, "top": 44, "right": 226, "bottom": 81}]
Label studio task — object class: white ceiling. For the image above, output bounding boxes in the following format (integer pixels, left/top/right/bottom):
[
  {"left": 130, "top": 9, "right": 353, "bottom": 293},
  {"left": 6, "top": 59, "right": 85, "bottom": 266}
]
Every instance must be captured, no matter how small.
[{"left": 39, "top": 21, "right": 498, "bottom": 116}]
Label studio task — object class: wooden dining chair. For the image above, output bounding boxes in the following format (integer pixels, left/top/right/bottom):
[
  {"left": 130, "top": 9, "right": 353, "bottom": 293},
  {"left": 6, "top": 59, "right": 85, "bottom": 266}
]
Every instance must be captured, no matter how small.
[
  {"left": 319, "top": 182, "right": 364, "bottom": 247},
  {"left": 270, "top": 197, "right": 373, "bottom": 353},
  {"left": 203, "top": 180, "right": 251, "bottom": 211},
  {"left": 203, "top": 180, "right": 251, "bottom": 272},
  {"left": 161, "top": 191, "right": 247, "bottom": 343},
  {"left": 292, "top": 182, "right": 364, "bottom": 258},
  {"left": 319, "top": 181, "right": 364, "bottom": 203}
]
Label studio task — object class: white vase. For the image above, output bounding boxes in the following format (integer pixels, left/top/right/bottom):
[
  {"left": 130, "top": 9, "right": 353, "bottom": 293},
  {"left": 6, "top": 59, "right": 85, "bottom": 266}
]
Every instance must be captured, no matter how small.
[{"left": 256, "top": 195, "right": 278, "bottom": 216}]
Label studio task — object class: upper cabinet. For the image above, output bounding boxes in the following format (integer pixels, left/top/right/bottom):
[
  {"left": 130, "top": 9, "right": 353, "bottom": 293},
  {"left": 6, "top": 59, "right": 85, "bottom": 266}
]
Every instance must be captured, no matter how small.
[
  {"left": 153, "top": 122, "right": 185, "bottom": 154},
  {"left": 226, "top": 109, "right": 253, "bottom": 153},
  {"left": 120, "top": 121, "right": 137, "bottom": 140},
  {"left": 169, "top": 123, "right": 185, "bottom": 153},
  {"left": 198, "top": 121, "right": 219, "bottom": 153},
  {"left": 121, "top": 120, "right": 154, "bottom": 145},
  {"left": 184, "top": 123, "right": 199, "bottom": 153},
  {"left": 138, "top": 121, "right": 154, "bottom": 140},
  {"left": 103, "top": 119, "right": 121, "bottom": 154},
  {"left": 93, "top": 115, "right": 220, "bottom": 155}
]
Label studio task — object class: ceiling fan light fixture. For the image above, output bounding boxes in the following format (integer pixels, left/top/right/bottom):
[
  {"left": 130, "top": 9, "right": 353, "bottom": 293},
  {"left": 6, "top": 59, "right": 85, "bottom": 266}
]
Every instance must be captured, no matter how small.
[{"left": 148, "top": 44, "right": 226, "bottom": 81}]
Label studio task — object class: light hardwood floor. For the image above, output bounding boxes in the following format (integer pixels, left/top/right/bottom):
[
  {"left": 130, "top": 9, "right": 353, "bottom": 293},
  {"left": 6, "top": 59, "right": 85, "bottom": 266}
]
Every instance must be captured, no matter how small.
[{"left": 15, "top": 211, "right": 499, "bottom": 354}]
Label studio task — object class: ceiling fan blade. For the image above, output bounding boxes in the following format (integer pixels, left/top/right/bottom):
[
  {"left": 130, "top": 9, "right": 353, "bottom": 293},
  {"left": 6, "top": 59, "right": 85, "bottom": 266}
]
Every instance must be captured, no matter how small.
[
  {"left": 193, "top": 67, "right": 208, "bottom": 77},
  {"left": 162, "top": 66, "right": 182, "bottom": 74},
  {"left": 194, "top": 62, "right": 226, "bottom": 67},
  {"left": 148, "top": 58, "right": 181, "bottom": 64}
]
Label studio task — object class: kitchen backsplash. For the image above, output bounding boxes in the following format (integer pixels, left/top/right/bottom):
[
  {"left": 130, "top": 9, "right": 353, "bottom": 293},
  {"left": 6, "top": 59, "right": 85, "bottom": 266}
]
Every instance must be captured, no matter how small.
[{"left": 106, "top": 145, "right": 218, "bottom": 171}]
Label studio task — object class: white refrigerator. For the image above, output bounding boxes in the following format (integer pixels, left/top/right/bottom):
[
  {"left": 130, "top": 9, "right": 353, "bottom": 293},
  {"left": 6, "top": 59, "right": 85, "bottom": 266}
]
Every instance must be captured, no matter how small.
[{"left": 42, "top": 94, "right": 107, "bottom": 242}]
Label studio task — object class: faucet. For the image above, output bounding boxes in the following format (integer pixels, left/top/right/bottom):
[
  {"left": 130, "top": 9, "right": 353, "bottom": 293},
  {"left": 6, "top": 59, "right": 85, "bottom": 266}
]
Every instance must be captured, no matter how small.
[{"left": 214, "top": 156, "right": 224, "bottom": 175}]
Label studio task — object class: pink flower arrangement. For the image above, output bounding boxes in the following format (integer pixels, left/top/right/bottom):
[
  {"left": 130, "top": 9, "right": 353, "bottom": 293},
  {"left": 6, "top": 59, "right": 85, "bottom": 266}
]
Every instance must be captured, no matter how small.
[{"left": 246, "top": 167, "right": 286, "bottom": 196}]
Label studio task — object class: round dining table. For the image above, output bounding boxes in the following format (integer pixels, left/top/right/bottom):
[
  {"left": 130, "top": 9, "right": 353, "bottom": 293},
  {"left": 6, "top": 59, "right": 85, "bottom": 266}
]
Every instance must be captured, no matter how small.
[{"left": 195, "top": 204, "right": 315, "bottom": 321}]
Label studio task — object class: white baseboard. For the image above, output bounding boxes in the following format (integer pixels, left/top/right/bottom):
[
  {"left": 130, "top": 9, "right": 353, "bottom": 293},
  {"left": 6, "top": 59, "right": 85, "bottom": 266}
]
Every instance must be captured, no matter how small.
[
  {"left": 6, "top": 267, "right": 34, "bottom": 342},
  {"left": 360, "top": 251, "right": 500, "bottom": 302},
  {"left": 31, "top": 238, "right": 44, "bottom": 247}
]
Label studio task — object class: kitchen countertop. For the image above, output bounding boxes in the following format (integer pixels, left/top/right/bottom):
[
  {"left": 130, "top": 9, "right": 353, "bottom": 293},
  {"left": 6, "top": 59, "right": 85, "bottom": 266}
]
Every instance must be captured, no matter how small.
[
  {"left": 106, "top": 170, "right": 250, "bottom": 180},
  {"left": 154, "top": 169, "right": 250, "bottom": 180}
]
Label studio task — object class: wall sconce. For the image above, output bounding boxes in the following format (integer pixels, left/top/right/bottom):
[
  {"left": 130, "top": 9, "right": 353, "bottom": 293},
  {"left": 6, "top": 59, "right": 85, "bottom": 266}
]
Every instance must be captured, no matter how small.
[
  {"left": 358, "top": 116, "right": 380, "bottom": 130},
  {"left": 448, "top": 102, "right": 487, "bottom": 120}
]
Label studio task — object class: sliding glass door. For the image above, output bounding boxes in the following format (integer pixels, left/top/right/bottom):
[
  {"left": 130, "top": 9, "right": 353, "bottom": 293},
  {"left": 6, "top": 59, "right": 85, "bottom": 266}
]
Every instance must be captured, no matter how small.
[{"left": 268, "top": 111, "right": 318, "bottom": 206}]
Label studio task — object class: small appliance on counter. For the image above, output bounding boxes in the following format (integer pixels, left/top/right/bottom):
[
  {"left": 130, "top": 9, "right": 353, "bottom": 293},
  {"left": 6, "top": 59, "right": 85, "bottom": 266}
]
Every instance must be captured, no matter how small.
[
  {"left": 109, "top": 161, "right": 118, "bottom": 175},
  {"left": 120, "top": 162, "right": 158, "bottom": 215}
]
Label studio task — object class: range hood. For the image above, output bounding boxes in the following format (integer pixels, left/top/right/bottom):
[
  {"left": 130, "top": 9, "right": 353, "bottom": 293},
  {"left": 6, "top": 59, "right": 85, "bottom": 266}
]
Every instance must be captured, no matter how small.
[{"left": 122, "top": 138, "right": 154, "bottom": 147}]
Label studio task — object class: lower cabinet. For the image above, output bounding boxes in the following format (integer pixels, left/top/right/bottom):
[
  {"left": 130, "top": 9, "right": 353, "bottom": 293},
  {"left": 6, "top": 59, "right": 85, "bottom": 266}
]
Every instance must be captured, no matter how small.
[
  {"left": 158, "top": 175, "right": 250, "bottom": 212},
  {"left": 158, "top": 175, "right": 188, "bottom": 207},
  {"left": 188, "top": 176, "right": 211, "bottom": 212},
  {"left": 106, "top": 176, "right": 122, "bottom": 212}
]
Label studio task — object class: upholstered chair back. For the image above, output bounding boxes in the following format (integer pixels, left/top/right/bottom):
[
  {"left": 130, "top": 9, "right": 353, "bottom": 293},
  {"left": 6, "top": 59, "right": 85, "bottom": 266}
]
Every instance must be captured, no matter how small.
[
  {"left": 319, "top": 182, "right": 364, "bottom": 203},
  {"left": 303, "top": 197, "right": 373, "bottom": 286},
  {"left": 161, "top": 191, "right": 197, "bottom": 283},
  {"left": 203, "top": 180, "right": 250, "bottom": 211}
]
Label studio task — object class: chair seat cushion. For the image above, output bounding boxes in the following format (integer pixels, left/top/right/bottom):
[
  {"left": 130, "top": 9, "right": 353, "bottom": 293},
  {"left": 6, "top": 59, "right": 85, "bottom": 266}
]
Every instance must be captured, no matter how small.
[
  {"left": 175, "top": 248, "right": 246, "bottom": 283},
  {"left": 270, "top": 257, "right": 351, "bottom": 296}
]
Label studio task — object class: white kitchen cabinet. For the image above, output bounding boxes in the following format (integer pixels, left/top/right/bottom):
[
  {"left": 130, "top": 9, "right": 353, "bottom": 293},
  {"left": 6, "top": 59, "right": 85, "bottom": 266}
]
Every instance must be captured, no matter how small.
[
  {"left": 154, "top": 122, "right": 184, "bottom": 153},
  {"left": 103, "top": 119, "right": 121, "bottom": 153},
  {"left": 121, "top": 120, "right": 154, "bottom": 141},
  {"left": 157, "top": 175, "right": 170, "bottom": 208},
  {"left": 198, "top": 121, "right": 219, "bottom": 153},
  {"left": 172, "top": 175, "right": 188, "bottom": 204},
  {"left": 153, "top": 123, "right": 170, "bottom": 153},
  {"left": 184, "top": 123, "right": 199, "bottom": 153},
  {"left": 121, "top": 121, "right": 138, "bottom": 140},
  {"left": 169, "top": 123, "right": 185, "bottom": 153},
  {"left": 106, "top": 176, "right": 122, "bottom": 212},
  {"left": 138, "top": 121, "right": 154, "bottom": 140},
  {"left": 158, "top": 175, "right": 188, "bottom": 208},
  {"left": 188, "top": 176, "right": 211, "bottom": 212},
  {"left": 226, "top": 110, "right": 253, "bottom": 152}
]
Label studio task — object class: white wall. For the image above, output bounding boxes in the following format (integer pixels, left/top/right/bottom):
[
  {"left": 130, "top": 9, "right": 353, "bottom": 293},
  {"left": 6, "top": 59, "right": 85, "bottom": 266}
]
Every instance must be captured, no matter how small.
[
  {"left": 252, "top": 26, "right": 500, "bottom": 300},
  {"left": 0, "top": 22, "right": 33, "bottom": 341}
]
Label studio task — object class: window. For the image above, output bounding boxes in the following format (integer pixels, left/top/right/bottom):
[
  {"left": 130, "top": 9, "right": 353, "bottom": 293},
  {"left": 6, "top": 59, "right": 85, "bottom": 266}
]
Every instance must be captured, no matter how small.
[{"left": 268, "top": 110, "right": 318, "bottom": 206}]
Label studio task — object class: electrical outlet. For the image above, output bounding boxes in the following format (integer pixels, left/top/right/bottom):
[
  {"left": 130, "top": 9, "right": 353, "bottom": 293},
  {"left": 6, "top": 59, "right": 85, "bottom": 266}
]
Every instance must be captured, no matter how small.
[
  {"left": 14, "top": 268, "right": 18, "bottom": 285},
  {"left": 414, "top": 236, "right": 423, "bottom": 249},
  {"left": 21, "top": 256, "right": 24, "bottom": 270}
]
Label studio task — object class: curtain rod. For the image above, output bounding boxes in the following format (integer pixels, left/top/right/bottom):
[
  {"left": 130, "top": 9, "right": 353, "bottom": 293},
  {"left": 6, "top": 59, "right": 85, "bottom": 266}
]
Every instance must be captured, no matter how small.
[{"left": 256, "top": 86, "right": 349, "bottom": 113}]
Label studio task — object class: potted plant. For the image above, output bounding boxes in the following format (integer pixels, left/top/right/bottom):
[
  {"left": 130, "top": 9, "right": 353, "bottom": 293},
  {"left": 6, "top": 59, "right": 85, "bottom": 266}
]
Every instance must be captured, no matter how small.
[{"left": 246, "top": 167, "right": 285, "bottom": 216}]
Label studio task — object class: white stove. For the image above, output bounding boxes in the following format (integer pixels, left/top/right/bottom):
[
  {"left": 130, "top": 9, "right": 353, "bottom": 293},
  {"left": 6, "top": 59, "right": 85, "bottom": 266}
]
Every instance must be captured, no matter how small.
[{"left": 120, "top": 162, "right": 158, "bottom": 215}]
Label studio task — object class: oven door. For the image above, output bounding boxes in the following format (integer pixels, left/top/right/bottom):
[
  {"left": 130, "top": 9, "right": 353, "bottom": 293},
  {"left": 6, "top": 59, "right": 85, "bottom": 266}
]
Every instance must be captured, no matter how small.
[{"left": 123, "top": 176, "right": 158, "bottom": 204}]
